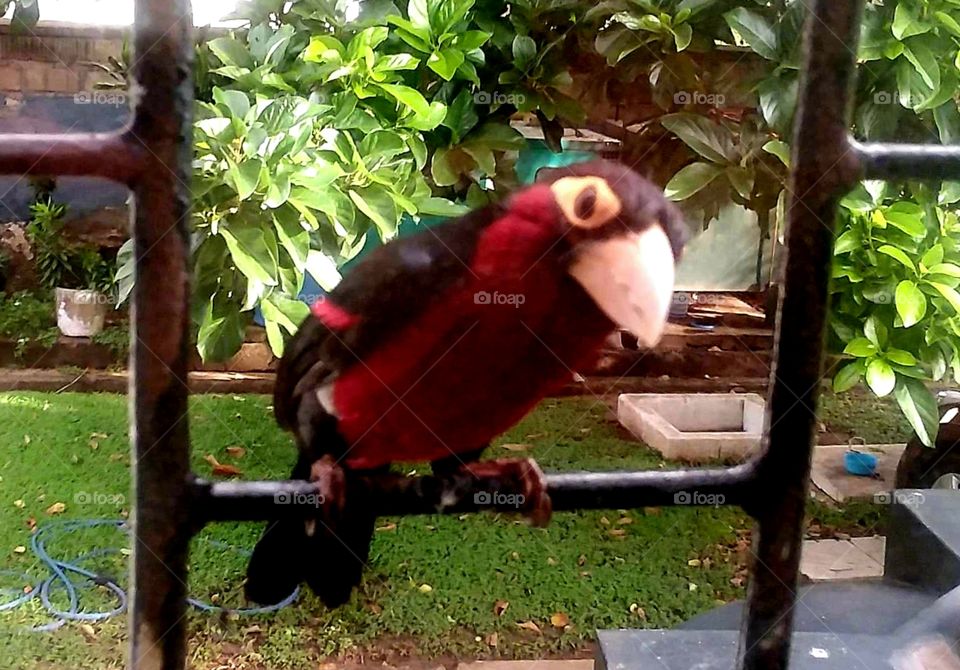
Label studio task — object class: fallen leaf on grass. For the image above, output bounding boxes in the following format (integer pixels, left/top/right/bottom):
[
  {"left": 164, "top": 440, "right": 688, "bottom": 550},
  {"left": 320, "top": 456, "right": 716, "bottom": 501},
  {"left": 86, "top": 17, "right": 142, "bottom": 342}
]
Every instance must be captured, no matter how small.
[
  {"left": 687, "top": 559, "right": 702, "bottom": 567},
  {"left": 546, "top": 557, "right": 557, "bottom": 566},
  {"left": 418, "top": 583, "right": 433, "bottom": 593},
  {"left": 550, "top": 612, "right": 570, "bottom": 628},
  {"left": 524, "top": 432, "right": 547, "bottom": 440},
  {"left": 485, "top": 632, "right": 498, "bottom": 647},
  {"left": 493, "top": 600, "right": 509, "bottom": 617},
  {"left": 204, "top": 454, "right": 243, "bottom": 478},
  {"left": 13, "top": 499, "right": 24, "bottom": 509},
  {"left": 79, "top": 623, "right": 97, "bottom": 642},
  {"left": 629, "top": 603, "right": 647, "bottom": 620},
  {"left": 242, "top": 625, "right": 262, "bottom": 636},
  {"left": 45, "top": 502, "right": 66, "bottom": 515},
  {"left": 376, "top": 523, "right": 397, "bottom": 532},
  {"left": 13, "top": 546, "right": 25, "bottom": 554},
  {"left": 25, "top": 517, "right": 36, "bottom": 531},
  {"left": 500, "top": 443, "right": 531, "bottom": 452},
  {"left": 516, "top": 621, "right": 542, "bottom": 635},
  {"left": 225, "top": 446, "right": 246, "bottom": 458},
  {"left": 607, "top": 529, "right": 626, "bottom": 538}
]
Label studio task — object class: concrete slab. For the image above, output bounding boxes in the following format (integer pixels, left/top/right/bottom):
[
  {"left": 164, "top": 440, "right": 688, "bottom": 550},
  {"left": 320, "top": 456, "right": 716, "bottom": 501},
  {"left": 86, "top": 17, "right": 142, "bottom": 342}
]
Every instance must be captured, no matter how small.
[
  {"left": 810, "top": 444, "right": 905, "bottom": 503},
  {"left": 800, "top": 536, "right": 885, "bottom": 581},
  {"left": 617, "top": 393, "right": 764, "bottom": 461},
  {"left": 459, "top": 662, "right": 593, "bottom": 670}
]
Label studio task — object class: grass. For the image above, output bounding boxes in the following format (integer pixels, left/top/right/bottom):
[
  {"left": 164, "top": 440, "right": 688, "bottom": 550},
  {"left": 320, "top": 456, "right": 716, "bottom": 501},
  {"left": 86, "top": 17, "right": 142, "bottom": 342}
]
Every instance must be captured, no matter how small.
[{"left": 0, "top": 389, "right": 902, "bottom": 669}]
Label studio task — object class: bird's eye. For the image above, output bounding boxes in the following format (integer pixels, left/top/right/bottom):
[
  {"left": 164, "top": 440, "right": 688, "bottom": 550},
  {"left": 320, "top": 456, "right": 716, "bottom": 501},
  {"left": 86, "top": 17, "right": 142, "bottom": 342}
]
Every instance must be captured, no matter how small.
[{"left": 574, "top": 187, "right": 597, "bottom": 220}]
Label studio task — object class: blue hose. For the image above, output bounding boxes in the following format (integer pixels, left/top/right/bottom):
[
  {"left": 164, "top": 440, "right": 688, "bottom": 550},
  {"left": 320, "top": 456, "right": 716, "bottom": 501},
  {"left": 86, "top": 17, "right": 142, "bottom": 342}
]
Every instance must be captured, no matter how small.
[{"left": 0, "top": 519, "right": 298, "bottom": 631}]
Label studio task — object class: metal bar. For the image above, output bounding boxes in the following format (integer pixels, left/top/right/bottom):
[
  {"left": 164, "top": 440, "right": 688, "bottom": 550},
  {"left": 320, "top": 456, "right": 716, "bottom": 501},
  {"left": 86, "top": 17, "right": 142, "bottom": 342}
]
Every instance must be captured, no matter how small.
[
  {"left": 127, "top": 1, "right": 194, "bottom": 669},
  {"left": 0, "top": 132, "right": 145, "bottom": 183},
  {"left": 852, "top": 140, "right": 960, "bottom": 181},
  {"left": 738, "top": 2, "right": 864, "bottom": 669},
  {"left": 193, "top": 463, "right": 758, "bottom": 522}
]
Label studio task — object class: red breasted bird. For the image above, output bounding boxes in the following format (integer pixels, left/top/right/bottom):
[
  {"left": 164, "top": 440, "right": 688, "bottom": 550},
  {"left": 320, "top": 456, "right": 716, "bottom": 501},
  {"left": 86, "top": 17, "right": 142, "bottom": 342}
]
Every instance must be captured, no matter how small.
[{"left": 245, "top": 160, "right": 688, "bottom": 606}]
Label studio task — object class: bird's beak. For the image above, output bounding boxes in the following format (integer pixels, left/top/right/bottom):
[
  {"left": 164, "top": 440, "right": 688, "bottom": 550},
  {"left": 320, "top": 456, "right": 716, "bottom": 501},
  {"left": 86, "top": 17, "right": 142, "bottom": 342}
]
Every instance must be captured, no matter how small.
[{"left": 568, "top": 225, "right": 676, "bottom": 347}]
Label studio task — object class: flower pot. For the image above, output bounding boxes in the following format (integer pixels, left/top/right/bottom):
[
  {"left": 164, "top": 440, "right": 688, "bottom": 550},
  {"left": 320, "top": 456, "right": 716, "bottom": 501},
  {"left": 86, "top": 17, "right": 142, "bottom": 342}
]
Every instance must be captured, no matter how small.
[{"left": 55, "top": 287, "right": 107, "bottom": 337}]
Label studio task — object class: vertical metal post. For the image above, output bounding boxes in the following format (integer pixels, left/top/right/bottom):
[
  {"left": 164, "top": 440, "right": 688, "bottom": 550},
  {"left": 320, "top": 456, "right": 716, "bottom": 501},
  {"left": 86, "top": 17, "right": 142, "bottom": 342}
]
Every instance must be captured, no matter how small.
[
  {"left": 738, "top": 1, "right": 864, "bottom": 668},
  {"left": 127, "top": 1, "right": 194, "bottom": 669}
]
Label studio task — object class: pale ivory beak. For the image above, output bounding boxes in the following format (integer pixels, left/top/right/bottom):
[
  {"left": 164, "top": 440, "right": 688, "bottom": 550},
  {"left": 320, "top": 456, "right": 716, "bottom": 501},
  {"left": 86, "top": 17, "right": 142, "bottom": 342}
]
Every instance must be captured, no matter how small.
[{"left": 568, "top": 225, "right": 676, "bottom": 347}]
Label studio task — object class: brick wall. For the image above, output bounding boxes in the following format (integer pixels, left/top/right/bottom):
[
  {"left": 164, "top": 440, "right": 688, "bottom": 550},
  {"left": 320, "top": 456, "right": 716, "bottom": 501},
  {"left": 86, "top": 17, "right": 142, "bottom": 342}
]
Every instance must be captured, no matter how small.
[{"left": 0, "top": 20, "right": 126, "bottom": 95}]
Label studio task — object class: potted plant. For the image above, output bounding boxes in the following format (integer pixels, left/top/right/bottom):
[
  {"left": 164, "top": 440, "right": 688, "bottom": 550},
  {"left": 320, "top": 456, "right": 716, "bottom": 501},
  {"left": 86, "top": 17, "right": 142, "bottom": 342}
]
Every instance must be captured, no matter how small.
[{"left": 26, "top": 199, "right": 115, "bottom": 337}]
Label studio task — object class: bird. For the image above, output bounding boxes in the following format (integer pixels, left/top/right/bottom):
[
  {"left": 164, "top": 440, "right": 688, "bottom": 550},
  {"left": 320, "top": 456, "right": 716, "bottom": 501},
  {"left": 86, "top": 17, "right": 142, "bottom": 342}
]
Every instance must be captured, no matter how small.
[{"left": 244, "top": 159, "right": 689, "bottom": 607}]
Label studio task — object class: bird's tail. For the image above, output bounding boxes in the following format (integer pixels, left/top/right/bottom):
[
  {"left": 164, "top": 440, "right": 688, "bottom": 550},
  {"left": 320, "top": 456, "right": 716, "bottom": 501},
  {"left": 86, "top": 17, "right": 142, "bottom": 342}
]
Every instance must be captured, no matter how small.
[{"left": 244, "top": 454, "right": 376, "bottom": 607}]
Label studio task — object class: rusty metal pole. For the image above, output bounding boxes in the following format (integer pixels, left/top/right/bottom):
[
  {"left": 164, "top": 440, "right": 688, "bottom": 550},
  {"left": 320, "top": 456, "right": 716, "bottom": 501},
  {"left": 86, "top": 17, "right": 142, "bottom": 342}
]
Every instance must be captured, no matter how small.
[
  {"left": 738, "top": 1, "right": 864, "bottom": 668},
  {"left": 127, "top": 1, "right": 194, "bottom": 669}
]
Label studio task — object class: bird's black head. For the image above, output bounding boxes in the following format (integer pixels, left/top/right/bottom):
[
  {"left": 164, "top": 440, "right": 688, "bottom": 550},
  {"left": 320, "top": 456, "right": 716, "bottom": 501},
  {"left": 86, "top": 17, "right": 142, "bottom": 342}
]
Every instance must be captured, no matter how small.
[{"left": 533, "top": 159, "right": 690, "bottom": 346}]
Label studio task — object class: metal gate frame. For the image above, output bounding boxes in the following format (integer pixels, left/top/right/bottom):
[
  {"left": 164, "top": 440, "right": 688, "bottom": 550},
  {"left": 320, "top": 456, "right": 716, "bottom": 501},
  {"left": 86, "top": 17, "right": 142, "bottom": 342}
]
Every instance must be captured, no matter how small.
[{"left": 2, "top": 1, "right": 960, "bottom": 668}]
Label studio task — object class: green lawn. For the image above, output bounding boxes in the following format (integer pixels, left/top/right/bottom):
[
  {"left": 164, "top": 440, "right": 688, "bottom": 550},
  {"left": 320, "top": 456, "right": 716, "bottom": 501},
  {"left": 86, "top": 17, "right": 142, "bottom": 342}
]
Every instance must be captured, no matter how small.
[{"left": 0, "top": 390, "right": 899, "bottom": 669}]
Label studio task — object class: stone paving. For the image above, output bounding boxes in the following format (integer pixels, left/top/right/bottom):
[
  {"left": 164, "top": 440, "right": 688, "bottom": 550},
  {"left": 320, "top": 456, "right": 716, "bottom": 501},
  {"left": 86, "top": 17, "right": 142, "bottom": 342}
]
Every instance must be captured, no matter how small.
[{"left": 800, "top": 536, "right": 885, "bottom": 581}]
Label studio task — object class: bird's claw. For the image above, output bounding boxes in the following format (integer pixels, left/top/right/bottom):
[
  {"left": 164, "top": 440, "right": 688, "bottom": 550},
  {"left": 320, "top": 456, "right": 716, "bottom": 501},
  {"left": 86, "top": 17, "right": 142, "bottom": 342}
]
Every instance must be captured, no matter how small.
[
  {"left": 463, "top": 457, "right": 552, "bottom": 527},
  {"left": 306, "top": 455, "right": 346, "bottom": 535}
]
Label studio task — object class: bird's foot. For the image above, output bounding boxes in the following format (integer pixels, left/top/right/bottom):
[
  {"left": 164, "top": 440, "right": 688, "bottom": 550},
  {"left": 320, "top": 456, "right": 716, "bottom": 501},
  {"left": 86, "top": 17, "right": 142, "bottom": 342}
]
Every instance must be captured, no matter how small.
[
  {"left": 463, "top": 458, "right": 552, "bottom": 527},
  {"left": 305, "top": 455, "right": 346, "bottom": 536}
]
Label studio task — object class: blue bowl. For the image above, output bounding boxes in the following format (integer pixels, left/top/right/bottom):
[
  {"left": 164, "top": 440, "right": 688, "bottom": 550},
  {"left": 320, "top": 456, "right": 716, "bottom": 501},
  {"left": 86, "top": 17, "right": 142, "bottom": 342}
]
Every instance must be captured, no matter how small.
[{"left": 844, "top": 450, "right": 878, "bottom": 476}]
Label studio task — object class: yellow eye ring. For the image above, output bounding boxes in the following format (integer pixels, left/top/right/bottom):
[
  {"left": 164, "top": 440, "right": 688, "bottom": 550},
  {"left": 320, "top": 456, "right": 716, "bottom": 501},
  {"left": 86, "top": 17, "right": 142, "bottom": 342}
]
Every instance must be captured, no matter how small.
[{"left": 549, "top": 176, "right": 622, "bottom": 229}]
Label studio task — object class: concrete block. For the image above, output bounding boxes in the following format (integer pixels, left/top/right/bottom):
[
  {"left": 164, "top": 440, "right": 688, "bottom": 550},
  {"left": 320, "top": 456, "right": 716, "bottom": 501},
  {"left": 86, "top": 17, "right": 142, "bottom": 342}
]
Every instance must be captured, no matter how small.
[
  {"left": 810, "top": 443, "right": 905, "bottom": 503},
  {"left": 800, "top": 537, "right": 885, "bottom": 581},
  {"left": 45, "top": 66, "right": 80, "bottom": 93},
  {"left": 0, "top": 64, "right": 21, "bottom": 91},
  {"left": 618, "top": 393, "right": 764, "bottom": 462}
]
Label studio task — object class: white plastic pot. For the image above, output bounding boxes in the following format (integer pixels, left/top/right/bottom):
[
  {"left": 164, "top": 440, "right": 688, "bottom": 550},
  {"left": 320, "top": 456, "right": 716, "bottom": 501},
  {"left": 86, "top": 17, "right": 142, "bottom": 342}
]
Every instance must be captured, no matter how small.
[{"left": 55, "top": 288, "right": 107, "bottom": 337}]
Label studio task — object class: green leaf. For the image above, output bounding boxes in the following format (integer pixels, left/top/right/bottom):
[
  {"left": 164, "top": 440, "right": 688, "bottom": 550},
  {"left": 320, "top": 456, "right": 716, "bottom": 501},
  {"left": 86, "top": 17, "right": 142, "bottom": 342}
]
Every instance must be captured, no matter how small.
[
  {"left": 664, "top": 162, "right": 723, "bottom": 200},
  {"left": 660, "top": 113, "right": 736, "bottom": 163},
  {"left": 931, "top": 282, "right": 960, "bottom": 314},
  {"left": 893, "top": 379, "right": 939, "bottom": 447},
  {"left": 272, "top": 206, "right": 308, "bottom": 269},
  {"left": 892, "top": 2, "right": 930, "bottom": 40},
  {"left": 895, "top": 280, "right": 927, "bottom": 327},
  {"left": 431, "top": 147, "right": 459, "bottom": 186},
  {"left": 928, "top": 263, "right": 960, "bottom": 278},
  {"left": 408, "top": 0, "right": 431, "bottom": 31},
  {"left": 762, "top": 140, "right": 791, "bottom": 167},
  {"left": 264, "top": 172, "right": 291, "bottom": 208},
  {"left": 376, "top": 53, "right": 420, "bottom": 71},
  {"left": 726, "top": 166, "right": 754, "bottom": 200},
  {"left": 417, "top": 197, "right": 470, "bottom": 217},
  {"left": 886, "top": 348, "right": 918, "bottom": 366},
  {"left": 456, "top": 30, "right": 491, "bottom": 51},
  {"left": 882, "top": 210, "right": 927, "bottom": 239},
  {"left": 865, "top": 315, "right": 888, "bottom": 348},
  {"left": 229, "top": 158, "right": 263, "bottom": 200},
  {"left": 724, "top": 7, "right": 778, "bottom": 60},
  {"left": 303, "top": 35, "right": 346, "bottom": 62},
  {"left": 512, "top": 35, "right": 537, "bottom": 69},
  {"left": 213, "top": 87, "right": 251, "bottom": 120},
  {"left": 902, "top": 38, "right": 941, "bottom": 91},
  {"left": 220, "top": 225, "right": 278, "bottom": 286},
  {"left": 349, "top": 186, "right": 399, "bottom": 237},
  {"left": 833, "top": 359, "right": 865, "bottom": 393},
  {"left": 673, "top": 23, "right": 693, "bottom": 52},
  {"left": 305, "top": 250, "right": 342, "bottom": 291},
  {"left": 834, "top": 229, "right": 860, "bottom": 255},
  {"left": 921, "top": 244, "right": 945, "bottom": 267},
  {"left": 878, "top": 244, "right": 917, "bottom": 272},
  {"left": 428, "top": 48, "right": 465, "bottom": 80},
  {"left": 866, "top": 358, "right": 896, "bottom": 396},
  {"left": 197, "top": 298, "right": 245, "bottom": 363},
  {"left": 404, "top": 101, "right": 447, "bottom": 131},
  {"left": 208, "top": 36, "right": 254, "bottom": 69},
  {"left": 844, "top": 337, "right": 877, "bottom": 357},
  {"left": 377, "top": 83, "right": 430, "bottom": 116},
  {"left": 936, "top": 10, "right": 960, "bottom": 37},
  {"left": 442, "top": 90, "right": 479, "bottom": 144}
]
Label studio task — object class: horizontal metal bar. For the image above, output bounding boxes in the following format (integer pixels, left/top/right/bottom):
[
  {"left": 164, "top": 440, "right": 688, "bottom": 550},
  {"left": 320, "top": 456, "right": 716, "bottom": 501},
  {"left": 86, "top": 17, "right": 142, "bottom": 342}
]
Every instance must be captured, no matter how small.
[
  {"left": 0, "top": 131, "right": 145, "bottom": 183},
  {"left": 193, "top": 463, "right": 758, "bottom": 523},
  {"left": 852, "top": 139, "right": 960, "bottom": 181}
]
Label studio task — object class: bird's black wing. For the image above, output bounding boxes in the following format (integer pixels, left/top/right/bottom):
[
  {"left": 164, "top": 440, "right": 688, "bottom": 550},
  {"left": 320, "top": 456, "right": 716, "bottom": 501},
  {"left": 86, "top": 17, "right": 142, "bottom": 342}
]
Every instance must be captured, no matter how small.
[{"left": 273, "top": 204, "right": 503, "bottom": 433}]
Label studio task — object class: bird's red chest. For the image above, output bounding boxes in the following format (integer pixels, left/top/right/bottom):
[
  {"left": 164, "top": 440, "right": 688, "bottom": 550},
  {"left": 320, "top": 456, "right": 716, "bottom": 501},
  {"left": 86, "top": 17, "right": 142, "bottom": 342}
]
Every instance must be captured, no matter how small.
[{"left": 329, "top": 266, "right": 612, "bottom": 469}]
